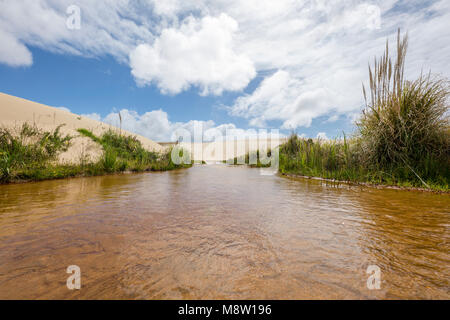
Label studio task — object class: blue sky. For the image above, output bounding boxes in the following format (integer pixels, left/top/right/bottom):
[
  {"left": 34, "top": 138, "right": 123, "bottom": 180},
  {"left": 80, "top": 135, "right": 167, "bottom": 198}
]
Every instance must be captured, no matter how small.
[{"left": 0, "top": 0, "right": 448, "bottom": 141}]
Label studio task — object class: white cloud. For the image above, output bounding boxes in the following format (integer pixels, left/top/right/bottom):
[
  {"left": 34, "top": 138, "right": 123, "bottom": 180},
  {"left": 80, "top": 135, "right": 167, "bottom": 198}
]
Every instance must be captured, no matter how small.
[
  {"left": 129, "top": 14, "right": 256, "bottom": 95},
  {"left": 229, "top": 70, "right": 338, "bottom": 129},
  {"left": 103, "top": 109, "right": 174, "bottom": 142},
  {"left": 325, "top": 115, "right": 340, "bottom": 123},
  {"left": 90, "top": 108, "right": 268, "bottom": 142},
  {"left": 316, "top": 132, "right": 328, "bottom": 140},
  {"left": 0, "top": 29, "right": 33, "bottom": 67}
]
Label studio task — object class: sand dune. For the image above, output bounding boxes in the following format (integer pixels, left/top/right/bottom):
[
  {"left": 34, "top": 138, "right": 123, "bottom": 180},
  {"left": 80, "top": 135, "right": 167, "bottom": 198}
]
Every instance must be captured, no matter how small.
[{"left": 0, "top": 92, "right": 164, "bottom": 164}]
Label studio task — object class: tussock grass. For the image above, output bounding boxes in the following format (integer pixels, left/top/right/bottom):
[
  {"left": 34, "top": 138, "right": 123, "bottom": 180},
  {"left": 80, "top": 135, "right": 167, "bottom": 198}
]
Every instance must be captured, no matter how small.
[
  {"left": 358, "top": 30, "right": 449, "bottom": 188},
  {"left": 279, "top": 30, "right": 449, "bottom": 191}
]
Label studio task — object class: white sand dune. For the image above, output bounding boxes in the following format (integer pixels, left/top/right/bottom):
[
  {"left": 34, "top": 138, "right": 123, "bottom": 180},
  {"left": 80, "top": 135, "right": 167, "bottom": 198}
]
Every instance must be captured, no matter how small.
[
  {"left": 180, "top": 139, "right": 287, "bottom": 162},
  {"left": 0, "top": 92, "right": 164, "bottom": 164}
]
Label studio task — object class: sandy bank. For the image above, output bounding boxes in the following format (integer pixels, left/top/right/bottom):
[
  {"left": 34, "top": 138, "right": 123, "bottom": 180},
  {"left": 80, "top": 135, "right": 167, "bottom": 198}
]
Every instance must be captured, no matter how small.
[{"left": 0, "top": 92, "right": 164, "bottom": 164}]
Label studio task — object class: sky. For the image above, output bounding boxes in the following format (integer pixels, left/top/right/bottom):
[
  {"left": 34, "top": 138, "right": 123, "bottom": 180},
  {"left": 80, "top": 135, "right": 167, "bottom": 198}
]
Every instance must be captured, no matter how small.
[{"left": 0, "top": 0, "right": 449, "bottom": 142}]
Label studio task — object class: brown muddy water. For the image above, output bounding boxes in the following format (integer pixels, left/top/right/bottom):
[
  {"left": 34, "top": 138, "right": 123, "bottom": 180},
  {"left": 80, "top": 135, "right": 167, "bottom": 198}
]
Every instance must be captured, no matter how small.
[{"left": 0, "top": 165, "right": 448, "bottom": 299}]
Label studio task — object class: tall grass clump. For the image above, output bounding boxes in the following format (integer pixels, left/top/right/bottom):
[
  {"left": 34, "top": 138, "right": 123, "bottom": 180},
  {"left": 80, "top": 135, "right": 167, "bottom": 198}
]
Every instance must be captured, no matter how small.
[
  {"left": 78, "top": 128, "right": 191, "bottom": 173},
  {"left": 279, "top": 30, "right": 449, "bottom": 190},
  {"left": 358, "top": 30, "right": 449, "bottom": 187},
  {"left": 0, "top": 123, "right": 72, "bottom": 182}
]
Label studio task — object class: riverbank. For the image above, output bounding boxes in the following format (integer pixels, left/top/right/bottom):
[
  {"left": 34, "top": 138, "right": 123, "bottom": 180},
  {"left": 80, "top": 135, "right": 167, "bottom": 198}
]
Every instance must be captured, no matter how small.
[
  {"left": 278, "top": 135, "right": 449, "bottom": 192},
  {"left": 280, "top": 172, "right": 450, "bottom": 194},
  {"left": 224, "top": 150, "right": 448, "bottom": 193},
  {"left": 221, "top": 138, "right": 448, "bottom": 192},
  {"left": 2, "top": 166, "right": 192, "bottom": 185},
  {"left": 0, "top": 123, "right": 191, "bottom": 184},
  {"left": 0, "top": 157, "right": 192, "bottom": 185}
]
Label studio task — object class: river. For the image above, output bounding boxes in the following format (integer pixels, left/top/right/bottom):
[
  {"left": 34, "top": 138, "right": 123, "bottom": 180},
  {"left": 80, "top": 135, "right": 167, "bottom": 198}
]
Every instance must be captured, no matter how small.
[{"left": 0, "top": 165, "right": 448, "bottom": 299}]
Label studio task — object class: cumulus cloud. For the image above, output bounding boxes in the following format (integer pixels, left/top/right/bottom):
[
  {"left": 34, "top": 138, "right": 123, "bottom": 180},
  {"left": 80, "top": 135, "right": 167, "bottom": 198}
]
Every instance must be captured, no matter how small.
[
  {"left": 85, "top": 109, "right": 270, "bottom": 142},
  {"left": 229, "top": 70, "right": 337, "bottom": 129},
  {"left": 129, "top": 14, "right": 256, "bottom": 95},
  {"left": 316, "top": 132, "right": 329, "bottom": 140}
]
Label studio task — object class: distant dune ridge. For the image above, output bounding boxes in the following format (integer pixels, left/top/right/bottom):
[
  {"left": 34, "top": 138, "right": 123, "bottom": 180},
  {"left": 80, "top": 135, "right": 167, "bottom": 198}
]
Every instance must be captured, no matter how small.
[
  {"left": 180, "top": 140, "right": 287, "bottom": 162},
  {"left": 0, "top": 92, "right": 164, "bottom": 164}
]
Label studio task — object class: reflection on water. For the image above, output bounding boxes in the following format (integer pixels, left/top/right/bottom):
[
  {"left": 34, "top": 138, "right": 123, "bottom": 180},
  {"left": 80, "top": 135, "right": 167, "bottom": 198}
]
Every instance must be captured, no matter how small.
[{"left": 0, "top": 165, "right": 449, "bottom": 299}]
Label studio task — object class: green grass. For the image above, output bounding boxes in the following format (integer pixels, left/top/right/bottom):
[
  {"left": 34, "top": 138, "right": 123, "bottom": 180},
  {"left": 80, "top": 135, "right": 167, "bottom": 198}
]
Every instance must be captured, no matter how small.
[
  {"left": 279, "top": 135, "right": 363, "bottom": 181},
  {"left": 0, "top": 123, "right": 72, "bottom": 183},
  {"left": 0, "top": 124, "right": 191, "bottom": 184},
  {"left": 78, "top": 128, "right": 192, "bottom": 173}
]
